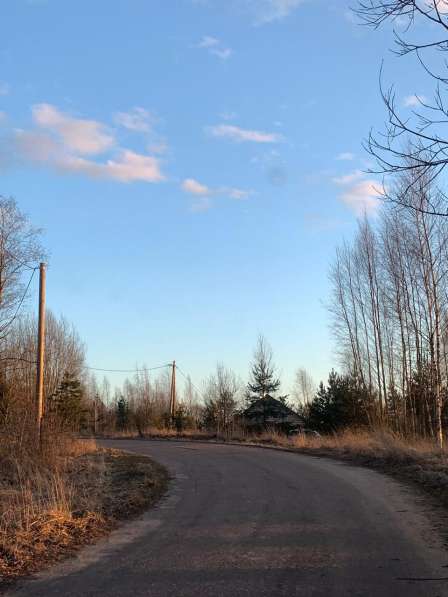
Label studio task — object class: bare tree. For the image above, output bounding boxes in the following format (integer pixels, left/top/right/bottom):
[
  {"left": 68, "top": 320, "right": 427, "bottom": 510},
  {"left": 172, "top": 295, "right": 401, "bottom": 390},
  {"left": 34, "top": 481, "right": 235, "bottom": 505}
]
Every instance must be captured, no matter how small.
[
  {"left": 293, "top": 368, "right": 315, "bottom": 406},
  {"left": 356, "top": 1, "right": 448, "bottom": 214},
  {"left": 329, "top": 169, "right": 448, "bottom": 446},
  {"left": 0, "top": 198, "right": 44, "bottom": 340},
  {"left": 204, "top": 364, "right": 240, "bottom": 436}
]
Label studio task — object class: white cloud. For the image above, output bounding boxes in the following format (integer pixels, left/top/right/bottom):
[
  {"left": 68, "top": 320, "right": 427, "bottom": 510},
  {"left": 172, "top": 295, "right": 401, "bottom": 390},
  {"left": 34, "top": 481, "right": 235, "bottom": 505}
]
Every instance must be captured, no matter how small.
[
  {"left": 197, "top": 35, "right": 220, "bottom": 48},
  {"left": 227, "top": 187, "right": 252, "bottom": 199},
  {"left": 336, "top": 152, "right": 355, "bottom": 161},
  {"left": 181, "top": 178, "right": 253, "bottom": 207},
  {"left": 211, "top": 47, "right": 233, "bottom": 59},
  {"left": 193, "top": 0, "right": 305, "bottom": 24},
  {"left": 182, "top": 178, "right": 211, "bottom": 196},
  {"left": 148, "top": 139, "right": 169, "bottom": 155},
  {"left": 251, "top": 0, "right": 305, "bottom": 24},
  {"left": 208, "top": 124, "right": 282, "bottom": 143},
  {"left": 404, "top": 94, "right": 427, "bottom": 107},
  {"left": 0, "top": 112, "right": 7, "bottom": 124},
  {"left": 333, "top": 169, "right": 382, "bottom": 216},
  {"left": 114, "top": 107, "right": 155, "bottom": 133},
  {"left": 0, "top": 82, "right": 10, "bottom": 96},
  {"left": 57, "top": 150, "right": 164, "bottom": 183},
  {"left": 13, "top": 105, "right": 165, "bottom": 183},
  {"left": 32, "top": 103, "right": 114, "bottom": 155},
  {"left": 429, "top": 0, "right": 448, "bottom": 13},
  {"left": 196, "top": 36, "right": 233, "bottom": 60},
  {"left": 332, "top": 170, "right": 364, "bottom": 185},
  {"left": 340, "top": 180, "right": 382, "bottom": 216}
]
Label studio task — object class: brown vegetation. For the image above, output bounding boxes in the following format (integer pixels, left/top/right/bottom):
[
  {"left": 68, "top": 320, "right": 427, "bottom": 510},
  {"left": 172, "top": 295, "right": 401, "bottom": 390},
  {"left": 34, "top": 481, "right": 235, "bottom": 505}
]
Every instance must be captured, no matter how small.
[{"left": 0, "top": 438, "right": 168, "bottom": 589}]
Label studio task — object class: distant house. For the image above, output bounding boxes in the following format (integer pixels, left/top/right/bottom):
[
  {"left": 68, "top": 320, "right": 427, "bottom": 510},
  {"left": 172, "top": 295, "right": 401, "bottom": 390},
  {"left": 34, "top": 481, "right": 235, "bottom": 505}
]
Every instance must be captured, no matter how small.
[{"left": 241, "top": 396, "right": 304, "bottom": 434}]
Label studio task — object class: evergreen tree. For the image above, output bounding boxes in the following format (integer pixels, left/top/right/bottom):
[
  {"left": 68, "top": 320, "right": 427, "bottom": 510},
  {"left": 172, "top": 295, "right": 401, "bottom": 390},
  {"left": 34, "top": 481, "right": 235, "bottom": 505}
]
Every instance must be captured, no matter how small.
[
  {"left": 246, "top": 336, "right": 282, "bottom": 403},
  {"left": 307, "top": 370, "right": 369, "bottom": 433},
  {"left": 173, "top": 404, "right": 187, "bottom": 433},
  {"left": 51, "top": 372, "right": 86, "bottom": 430},
  {"left": 116, "top": 395, "right": 129, "bottom": 431}
]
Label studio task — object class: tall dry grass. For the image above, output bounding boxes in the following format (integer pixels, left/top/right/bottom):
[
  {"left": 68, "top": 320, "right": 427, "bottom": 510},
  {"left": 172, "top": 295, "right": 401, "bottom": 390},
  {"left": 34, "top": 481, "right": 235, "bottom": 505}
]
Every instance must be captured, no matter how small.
[{"left": 0, "top": 433, "right": 100, "bottom": 582}]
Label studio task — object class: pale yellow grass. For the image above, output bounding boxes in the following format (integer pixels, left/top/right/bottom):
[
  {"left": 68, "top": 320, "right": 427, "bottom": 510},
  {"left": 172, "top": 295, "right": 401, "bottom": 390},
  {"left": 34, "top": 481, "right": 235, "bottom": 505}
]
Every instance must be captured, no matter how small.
[{"left": 0, "top": 437, "right": 102, "bottom": 582}]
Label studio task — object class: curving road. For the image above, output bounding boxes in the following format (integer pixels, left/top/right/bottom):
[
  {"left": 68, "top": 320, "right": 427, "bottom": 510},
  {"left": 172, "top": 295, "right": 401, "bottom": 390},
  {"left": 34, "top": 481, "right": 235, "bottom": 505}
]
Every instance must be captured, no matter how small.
[{"left": 7, "top": 440, "right": 448, "bottom": 597}]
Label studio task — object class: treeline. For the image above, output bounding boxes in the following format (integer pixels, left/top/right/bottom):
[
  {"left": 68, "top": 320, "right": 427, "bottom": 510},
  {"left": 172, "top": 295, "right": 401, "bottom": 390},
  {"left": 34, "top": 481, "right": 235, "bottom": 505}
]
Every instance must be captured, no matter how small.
[
  {"left": 329, "top": 175, "right": 448, "bottom": 442},
  {"left": 91, "top": 336, "right": 293, "bottom": 437},
  {"left": 0, "top": 199, "right": 89, "bottom": 455}
]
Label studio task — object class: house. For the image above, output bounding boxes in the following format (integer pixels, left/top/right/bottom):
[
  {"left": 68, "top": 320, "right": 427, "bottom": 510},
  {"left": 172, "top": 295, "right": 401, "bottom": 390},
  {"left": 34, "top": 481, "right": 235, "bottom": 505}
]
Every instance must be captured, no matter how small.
[{"left": 241, "top": 396, "right": 304, "bottom": 434}]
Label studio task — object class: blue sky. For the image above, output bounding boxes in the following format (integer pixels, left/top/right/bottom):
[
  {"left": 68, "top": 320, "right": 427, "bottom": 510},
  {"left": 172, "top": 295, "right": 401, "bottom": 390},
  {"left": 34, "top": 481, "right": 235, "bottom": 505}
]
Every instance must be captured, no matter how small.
[{"left": 0, "top": 0, "right": 430, "bottom": 396}]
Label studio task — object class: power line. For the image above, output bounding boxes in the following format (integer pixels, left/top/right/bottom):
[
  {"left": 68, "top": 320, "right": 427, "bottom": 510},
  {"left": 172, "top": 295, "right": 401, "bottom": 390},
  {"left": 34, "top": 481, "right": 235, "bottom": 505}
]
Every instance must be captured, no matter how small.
[
  {"left": 4, "top": 249, "right": 39, "bottom": 272},
  {"left": 84, "top": 363, "right": 171, "bottom": 374},
  {"left": 0, "top": 268, "right": 37, "bottom": 335},
  {"left": 175, "top": 364, "right": 204, "bottom": 399}
]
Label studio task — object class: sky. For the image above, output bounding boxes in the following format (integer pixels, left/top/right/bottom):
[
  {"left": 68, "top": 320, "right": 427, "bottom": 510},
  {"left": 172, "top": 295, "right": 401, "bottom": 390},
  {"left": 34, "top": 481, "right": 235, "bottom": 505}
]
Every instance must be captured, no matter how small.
[{"left": 0, "top": 0, "right": 430, "bottom": 397}]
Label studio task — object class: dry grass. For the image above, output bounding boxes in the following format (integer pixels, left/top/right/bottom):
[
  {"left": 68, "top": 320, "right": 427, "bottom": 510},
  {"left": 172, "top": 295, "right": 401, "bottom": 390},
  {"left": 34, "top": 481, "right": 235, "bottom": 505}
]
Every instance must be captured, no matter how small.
[{"left": 0, "top": 438, "right": 168, "bottom": 589}]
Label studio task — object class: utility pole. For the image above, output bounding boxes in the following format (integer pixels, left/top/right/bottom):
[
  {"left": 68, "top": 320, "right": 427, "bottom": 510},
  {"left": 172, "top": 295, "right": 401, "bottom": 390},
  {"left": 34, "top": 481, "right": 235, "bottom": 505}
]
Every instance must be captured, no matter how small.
[
  {"left": 169, "top": 360, "right": 176, "bottom": 421},
  {"left": 36, "top": 262, "right": 46, "bottom": 445},
  {"left": 94, "top": 394, "right": 98, "bottom": 435}
]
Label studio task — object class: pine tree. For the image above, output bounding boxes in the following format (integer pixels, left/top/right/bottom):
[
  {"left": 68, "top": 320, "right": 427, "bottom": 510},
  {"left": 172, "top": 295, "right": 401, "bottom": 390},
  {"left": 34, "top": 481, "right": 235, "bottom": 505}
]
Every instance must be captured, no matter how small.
[
  {"left": 51, "top": 372, "right": 86, "bottom": 430},
  {"left": 307, "top": 370, "right": 369, "bottom": 433},
  {"left": 246, "top": 336, "right": 282, "bottom": 403},
  {"left": 116, "top": 395, "right": 129, "bottom": 431}
]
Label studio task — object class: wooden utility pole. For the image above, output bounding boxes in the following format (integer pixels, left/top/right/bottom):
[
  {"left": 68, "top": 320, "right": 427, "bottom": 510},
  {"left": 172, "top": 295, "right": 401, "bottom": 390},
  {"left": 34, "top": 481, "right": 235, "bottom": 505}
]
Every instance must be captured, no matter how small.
[
  {"left": 169, "top": 360, "right": 176, "bottom": 420},
  {"left": 36, "top": 262, "right": 46, "bottom": 445}
]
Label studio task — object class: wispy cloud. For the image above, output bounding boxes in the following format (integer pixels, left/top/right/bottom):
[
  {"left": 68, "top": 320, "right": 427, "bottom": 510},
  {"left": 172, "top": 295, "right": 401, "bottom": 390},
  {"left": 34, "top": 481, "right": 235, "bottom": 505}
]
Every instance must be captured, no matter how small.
[
  {"left": 207, "top": 123, "right": 282, "bottom": 143},
  {"left": 333, "top": 170, "right": 382, "bottom": 216},
  {"left": 56, "top": 151, "right": 164, "bottom": 183},
  {"left": 182, "top": 178, "right": 211, "bottom": 196},
  {"left": 0, "top": 82, "right": 10, "bottom": 96},
  {"left": 196, "top": 36, "right": 233, "bottom": 60},
  {"left": 430, "top": 0, "right": 448, "bottom": 14},
  {"left": 403, "top": 94, "right": 427, "bottom": 107},
  {"left": 114, "top": 107, "right": 155, "bottom": 133},
  {"left": 336, "top": 152, "right": 355, "bottom": 161},
  {"left": 12, "top": 104, "right": 165, "bottom": 183},
  {"left": 181, "top": 177, "right": 253, "bottom": 209},
  {"left": 251, "top": 0, "right": 306, "bottom": 24},
  {"left": 115, "top": 106, "right": 168, "bottom": 155},
  {"left": 194, "top": 0, "right": 305, "bottom": 24},
  {"left": 332, "top": 170, "right": 364, "bottom": 185},
  {"left": 32, "top": 103, "right": 114, "bottom": 155}
]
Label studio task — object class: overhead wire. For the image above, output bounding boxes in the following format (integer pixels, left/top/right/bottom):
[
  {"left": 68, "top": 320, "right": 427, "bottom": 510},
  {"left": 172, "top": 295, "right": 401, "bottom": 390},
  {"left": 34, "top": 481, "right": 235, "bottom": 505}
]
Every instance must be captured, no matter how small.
[
  {"left": 175, "top": 364, "right": 204, "bottom": 399},
  {"left": 0, "top": 268, "right": 37, "bottom": 335},
  {"left": 84, "top": 363, "right": 171, "bottom": 374},
  {"left": 4, "top": 249, "right": 39, "bottom": 272}
]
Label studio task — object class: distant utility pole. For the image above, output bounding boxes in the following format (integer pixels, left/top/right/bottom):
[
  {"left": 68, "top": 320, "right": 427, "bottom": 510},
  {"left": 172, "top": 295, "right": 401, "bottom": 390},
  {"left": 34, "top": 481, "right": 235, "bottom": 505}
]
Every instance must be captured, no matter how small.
[
  {"left": 169, "top": 360, "right": 176, "bottom": 421},
  {"left": 36, "top": 262, "right": 46, "bottom": 445}
]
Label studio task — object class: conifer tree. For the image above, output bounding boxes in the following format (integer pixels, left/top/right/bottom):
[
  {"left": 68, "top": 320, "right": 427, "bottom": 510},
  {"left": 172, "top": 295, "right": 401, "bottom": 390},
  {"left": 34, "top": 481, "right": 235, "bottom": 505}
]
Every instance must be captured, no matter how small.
[
  {"left": 116, "top": 395, "right": 129, "bottom": 431},
  {"left": 246, "top": 336, "right": 282, "bottom": 404},
  {"left": 51, "top": 372, "right": 86, "bottom": 430}
]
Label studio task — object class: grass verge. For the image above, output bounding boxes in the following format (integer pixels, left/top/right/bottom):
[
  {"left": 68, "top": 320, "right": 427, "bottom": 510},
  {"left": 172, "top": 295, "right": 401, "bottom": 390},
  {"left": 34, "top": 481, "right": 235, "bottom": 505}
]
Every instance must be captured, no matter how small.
[{"left": 0, "top": 443, "right": 168, "bottom": 591}]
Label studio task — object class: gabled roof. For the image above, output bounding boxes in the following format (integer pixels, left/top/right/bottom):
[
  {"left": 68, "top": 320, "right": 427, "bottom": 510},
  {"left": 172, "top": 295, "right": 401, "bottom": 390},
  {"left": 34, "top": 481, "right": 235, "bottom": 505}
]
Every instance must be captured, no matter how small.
[{"left": 243, "top": 395, "right": 302, "bottom": 420}]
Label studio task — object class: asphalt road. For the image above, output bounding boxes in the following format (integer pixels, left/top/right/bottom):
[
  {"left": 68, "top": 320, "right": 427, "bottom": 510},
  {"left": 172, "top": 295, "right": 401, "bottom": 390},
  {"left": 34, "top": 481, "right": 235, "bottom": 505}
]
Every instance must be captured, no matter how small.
[{"left": 7, "top": 440, "right": 448, "bottom": 597}]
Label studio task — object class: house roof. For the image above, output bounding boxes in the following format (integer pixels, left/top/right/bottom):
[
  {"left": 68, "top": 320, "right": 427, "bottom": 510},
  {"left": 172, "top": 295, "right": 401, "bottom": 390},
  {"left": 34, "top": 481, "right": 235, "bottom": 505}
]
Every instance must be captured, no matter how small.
[{"left": 243, "top": 396, "right": 302, "bottom": 421}]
